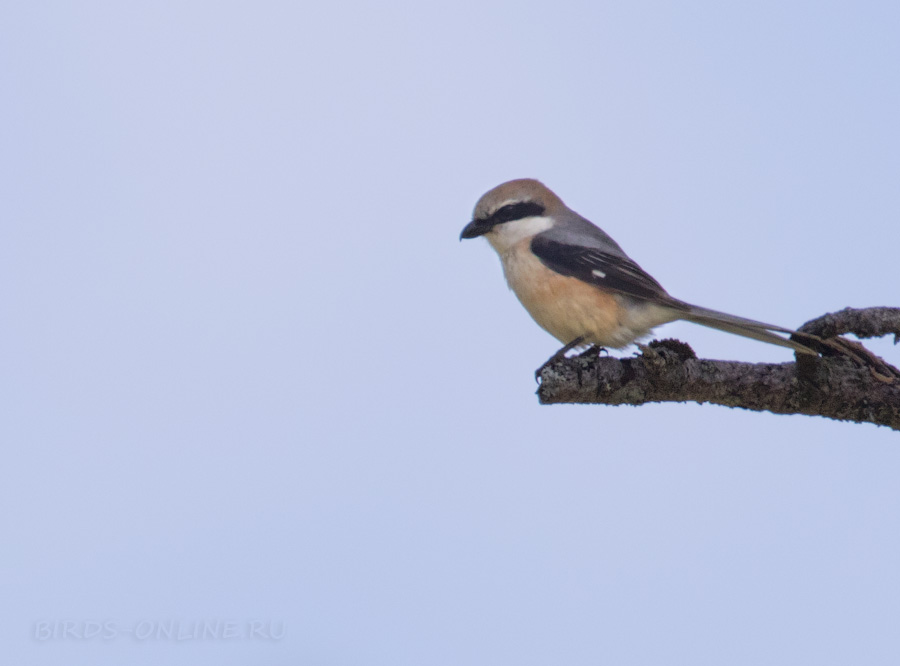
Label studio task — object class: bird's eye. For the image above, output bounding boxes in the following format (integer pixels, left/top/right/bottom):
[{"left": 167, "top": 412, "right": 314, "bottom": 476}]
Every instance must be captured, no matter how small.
[
  {"left": 492, "top": 201, "right": 545, "bottom": 224},
  {"left": 494, "top": 205, "right": 516, "bottom": 222}
]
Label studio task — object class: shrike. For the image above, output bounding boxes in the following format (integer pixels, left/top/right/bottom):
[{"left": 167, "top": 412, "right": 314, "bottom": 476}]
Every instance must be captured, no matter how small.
[{"left": 460, "top": 178, "right": 817, "bottom": 361}]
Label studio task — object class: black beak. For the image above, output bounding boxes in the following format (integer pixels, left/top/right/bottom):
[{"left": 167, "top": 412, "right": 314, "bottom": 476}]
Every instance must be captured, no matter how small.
[{"left": 460, "top": 219, "right": 492, "bottom": 240}]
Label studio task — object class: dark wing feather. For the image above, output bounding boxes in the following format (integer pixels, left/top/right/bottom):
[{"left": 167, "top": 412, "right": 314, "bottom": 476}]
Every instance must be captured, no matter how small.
[{"left": 530, "top": 234, "right": 672, "bottom": 302}]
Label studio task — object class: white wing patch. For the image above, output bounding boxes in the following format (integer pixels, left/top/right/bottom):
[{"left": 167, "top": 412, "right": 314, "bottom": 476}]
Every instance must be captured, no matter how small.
[{"left": 591, "top": 269, "right": 607, "bottom": 279}]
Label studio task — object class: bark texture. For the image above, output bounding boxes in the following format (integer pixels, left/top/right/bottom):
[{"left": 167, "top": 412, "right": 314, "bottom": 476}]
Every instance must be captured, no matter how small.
[{"left": 536, "top": 307, "right": 900, "bottom": 431}]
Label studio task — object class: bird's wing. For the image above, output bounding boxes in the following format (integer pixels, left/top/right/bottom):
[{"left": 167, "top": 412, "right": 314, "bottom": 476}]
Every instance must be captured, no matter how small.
[
  {"left": 530, "top": 229, "right": 675, "bottom": 304},
  {"left": 531, "top": 224, "right": 820, "bottom": 356}
]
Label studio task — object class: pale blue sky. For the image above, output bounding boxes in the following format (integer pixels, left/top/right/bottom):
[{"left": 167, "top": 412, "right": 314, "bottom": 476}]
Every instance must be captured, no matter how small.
[{"left": 2, "top": 2, "right": 899, "bottom": 664}]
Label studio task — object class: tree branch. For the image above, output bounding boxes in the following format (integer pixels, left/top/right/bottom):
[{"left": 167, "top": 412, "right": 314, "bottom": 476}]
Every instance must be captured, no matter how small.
[
  {"left": 536, "top": 307, "right": 900, "bottom": 430},
  {"left": 798, "top": 306, "right": 900, "bottom": 342}
]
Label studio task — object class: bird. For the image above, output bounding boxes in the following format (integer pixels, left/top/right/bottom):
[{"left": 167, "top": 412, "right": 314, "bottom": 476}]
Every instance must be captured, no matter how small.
[{"left": 460, "top": 178, "right": 818, "bottom": 366}]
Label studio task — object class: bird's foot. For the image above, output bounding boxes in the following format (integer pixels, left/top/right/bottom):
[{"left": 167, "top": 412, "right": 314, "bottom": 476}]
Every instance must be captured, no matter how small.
[{"left": 535, "top": 336, "right": 588, "bottom": 382}]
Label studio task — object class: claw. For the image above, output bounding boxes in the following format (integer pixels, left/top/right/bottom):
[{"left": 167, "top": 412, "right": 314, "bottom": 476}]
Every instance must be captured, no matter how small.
[{"left": 535, "top": 336, "right": 587, "bottom": 382}]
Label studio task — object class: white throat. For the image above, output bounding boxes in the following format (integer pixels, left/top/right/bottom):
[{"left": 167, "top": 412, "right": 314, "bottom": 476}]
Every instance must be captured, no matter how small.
[{"left": 486, "top": 216, "right": 555, "bottom": 254}]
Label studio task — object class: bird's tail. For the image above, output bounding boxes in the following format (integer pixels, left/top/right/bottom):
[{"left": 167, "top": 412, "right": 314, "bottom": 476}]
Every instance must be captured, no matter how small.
[{"left": 677, "top": 302, "right": 818, "bottom": 356}]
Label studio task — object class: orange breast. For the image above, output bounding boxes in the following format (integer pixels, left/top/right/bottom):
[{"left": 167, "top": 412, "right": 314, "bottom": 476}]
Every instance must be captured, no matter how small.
[{"left": 501, "top": 239, "right": 631, "bottom": 346}]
